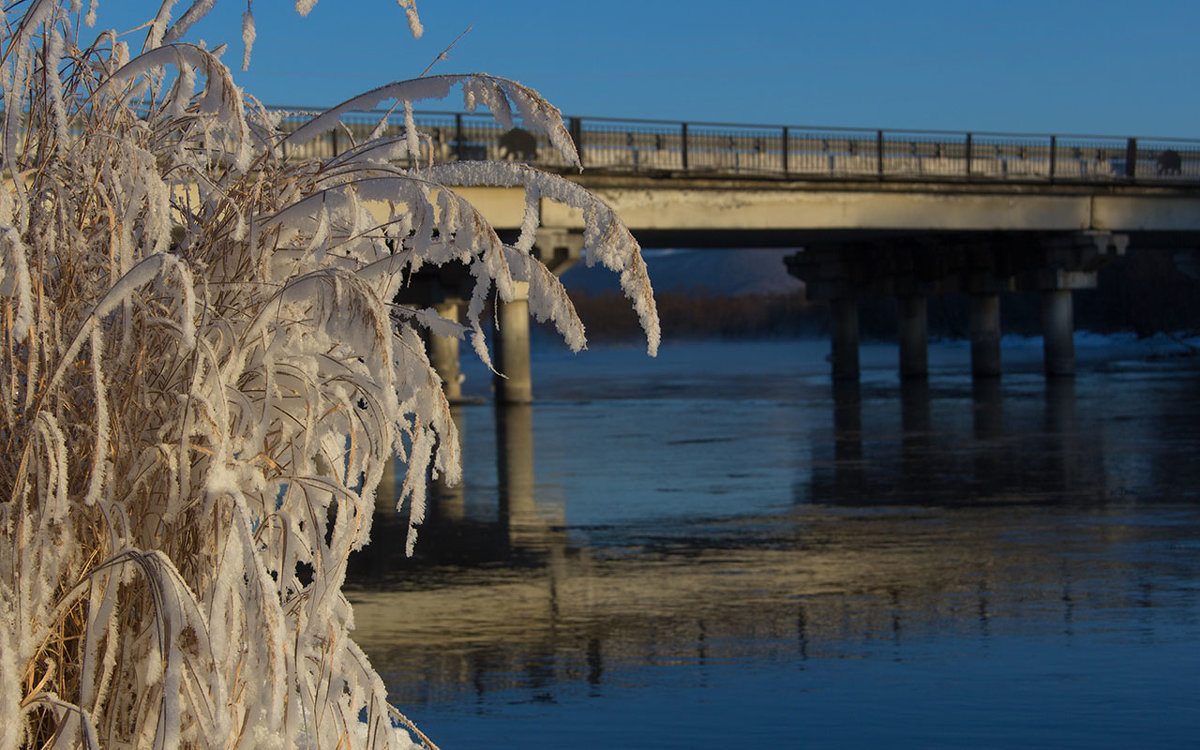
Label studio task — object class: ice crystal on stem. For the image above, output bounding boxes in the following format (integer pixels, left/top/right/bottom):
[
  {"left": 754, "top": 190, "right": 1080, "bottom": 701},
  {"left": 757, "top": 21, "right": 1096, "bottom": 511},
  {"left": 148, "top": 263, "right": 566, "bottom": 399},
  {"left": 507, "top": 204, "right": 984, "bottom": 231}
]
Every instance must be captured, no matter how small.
[{"left": 0, "top": 2, "right": 658, "bottom": 747}]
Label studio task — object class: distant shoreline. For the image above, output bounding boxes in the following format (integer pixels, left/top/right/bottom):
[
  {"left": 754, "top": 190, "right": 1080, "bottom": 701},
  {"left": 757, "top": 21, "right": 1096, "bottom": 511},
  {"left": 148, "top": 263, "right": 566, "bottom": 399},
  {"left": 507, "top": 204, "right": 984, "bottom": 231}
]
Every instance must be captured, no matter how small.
[{"left": 552, "top": 247, "right": 1200, "bottom": 346}]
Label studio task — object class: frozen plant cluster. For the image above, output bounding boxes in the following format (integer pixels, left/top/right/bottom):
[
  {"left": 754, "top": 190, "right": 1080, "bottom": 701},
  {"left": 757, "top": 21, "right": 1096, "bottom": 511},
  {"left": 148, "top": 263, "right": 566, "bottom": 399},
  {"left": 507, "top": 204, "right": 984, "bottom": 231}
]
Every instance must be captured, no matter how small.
[{"left": 0, "top": 1, "right": 658, "bottom": 747}]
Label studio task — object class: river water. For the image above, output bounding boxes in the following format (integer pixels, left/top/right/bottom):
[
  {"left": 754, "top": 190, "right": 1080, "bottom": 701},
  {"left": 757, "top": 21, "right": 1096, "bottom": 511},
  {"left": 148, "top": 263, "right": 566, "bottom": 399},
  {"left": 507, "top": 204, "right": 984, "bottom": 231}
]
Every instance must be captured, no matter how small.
[{"left": 346, "top": 336, "right": 1200, "bottom": 749}]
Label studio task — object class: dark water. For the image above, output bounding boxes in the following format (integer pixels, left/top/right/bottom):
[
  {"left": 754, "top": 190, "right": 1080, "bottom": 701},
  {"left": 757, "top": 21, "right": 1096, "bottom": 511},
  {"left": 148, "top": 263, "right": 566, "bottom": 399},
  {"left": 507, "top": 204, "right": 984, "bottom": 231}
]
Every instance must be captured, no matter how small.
[{"left": 346, "top": 337, "right": 1200, "bottom": 749}]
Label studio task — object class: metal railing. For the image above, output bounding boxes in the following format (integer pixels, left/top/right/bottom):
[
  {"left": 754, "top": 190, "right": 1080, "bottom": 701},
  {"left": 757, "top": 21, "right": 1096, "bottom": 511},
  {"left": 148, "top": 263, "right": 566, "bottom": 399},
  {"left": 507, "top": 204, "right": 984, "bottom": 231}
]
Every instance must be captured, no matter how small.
[{"left": 271, "top": 107, "right": 1200, "bottom": 186}]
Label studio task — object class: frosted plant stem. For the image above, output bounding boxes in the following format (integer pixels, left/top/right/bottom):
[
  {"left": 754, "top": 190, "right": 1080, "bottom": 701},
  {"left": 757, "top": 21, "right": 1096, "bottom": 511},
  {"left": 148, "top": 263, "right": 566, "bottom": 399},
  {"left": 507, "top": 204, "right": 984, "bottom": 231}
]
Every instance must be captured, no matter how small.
[{"left": 0, "top": 3, "right": 657, "bottom": 749}]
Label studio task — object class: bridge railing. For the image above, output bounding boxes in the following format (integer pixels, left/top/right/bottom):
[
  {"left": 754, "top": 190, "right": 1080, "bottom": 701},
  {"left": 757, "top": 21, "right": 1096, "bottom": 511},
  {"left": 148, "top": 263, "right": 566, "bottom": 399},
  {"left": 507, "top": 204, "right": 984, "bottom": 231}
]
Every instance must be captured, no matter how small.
[{"left": 271, "top": 107, "right": 1200, "bottom": 185}]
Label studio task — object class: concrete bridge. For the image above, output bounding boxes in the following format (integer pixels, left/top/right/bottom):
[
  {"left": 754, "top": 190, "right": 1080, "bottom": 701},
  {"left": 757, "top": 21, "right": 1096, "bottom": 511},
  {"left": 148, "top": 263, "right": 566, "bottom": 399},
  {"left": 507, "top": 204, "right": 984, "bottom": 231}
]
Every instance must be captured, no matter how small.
[{"left": 276, "top": 107, "right": 1200, "bottom": 393}]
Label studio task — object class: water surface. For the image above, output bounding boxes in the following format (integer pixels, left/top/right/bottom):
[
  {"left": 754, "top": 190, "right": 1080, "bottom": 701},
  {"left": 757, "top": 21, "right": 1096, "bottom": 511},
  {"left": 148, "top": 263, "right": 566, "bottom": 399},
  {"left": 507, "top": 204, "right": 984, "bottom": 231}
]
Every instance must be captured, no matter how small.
[{"left": 347, "top": 337, "right": 1200, "bottom": 749}]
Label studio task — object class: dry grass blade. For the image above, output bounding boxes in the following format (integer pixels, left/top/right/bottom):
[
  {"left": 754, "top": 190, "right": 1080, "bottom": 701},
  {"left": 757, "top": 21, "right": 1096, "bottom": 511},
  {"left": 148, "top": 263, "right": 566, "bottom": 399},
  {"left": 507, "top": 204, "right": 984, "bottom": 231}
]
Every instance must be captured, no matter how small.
[{"left": 0, "top": 3, "right": 657, "bottom": 749}]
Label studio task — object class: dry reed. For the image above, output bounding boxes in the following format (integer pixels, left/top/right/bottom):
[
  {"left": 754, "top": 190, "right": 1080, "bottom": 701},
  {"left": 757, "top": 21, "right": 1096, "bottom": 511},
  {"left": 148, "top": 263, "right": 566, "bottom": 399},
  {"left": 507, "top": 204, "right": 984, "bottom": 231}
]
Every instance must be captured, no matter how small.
[{"left": 0, "top": 2, "right": 657, "bottom": 747}]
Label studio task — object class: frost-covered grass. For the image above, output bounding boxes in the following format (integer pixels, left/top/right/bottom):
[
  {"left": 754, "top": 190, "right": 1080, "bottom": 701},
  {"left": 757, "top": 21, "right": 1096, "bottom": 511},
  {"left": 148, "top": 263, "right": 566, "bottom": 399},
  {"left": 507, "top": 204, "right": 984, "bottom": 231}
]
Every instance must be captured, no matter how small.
[{"left": 0, "top": 2, "right": 656, "bottom": 747}]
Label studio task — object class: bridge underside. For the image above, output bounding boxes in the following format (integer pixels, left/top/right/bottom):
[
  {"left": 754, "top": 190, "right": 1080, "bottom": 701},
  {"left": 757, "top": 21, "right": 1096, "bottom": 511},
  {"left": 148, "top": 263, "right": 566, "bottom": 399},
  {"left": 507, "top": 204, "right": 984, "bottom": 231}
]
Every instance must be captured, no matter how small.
[
  {"left": 410, "top": 179, "right": 1200, "bottom": 394},
  {"left": 783, "top": 230, "right": 1135, "bottom": 379},
  {"left": 614, "top": 227, "right": 1200, "bottom": 251}
]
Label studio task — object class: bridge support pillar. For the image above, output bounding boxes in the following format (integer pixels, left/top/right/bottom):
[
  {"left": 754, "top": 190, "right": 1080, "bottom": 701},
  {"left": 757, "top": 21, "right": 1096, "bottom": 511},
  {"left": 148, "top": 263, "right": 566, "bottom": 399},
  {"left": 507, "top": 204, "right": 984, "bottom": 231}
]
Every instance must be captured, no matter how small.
[
  {"left": 1041, "top": 289, "right": 1075, "bottom": 376},
  {"left": 969, "top": 294, "right": 1003, "bottom": 378},
  {"left": 494, "top": 281, "right": 534, "bottom": 404},
  {"left": 831, "top": 297, "right": 860, "bottom": 381},
  {"left": 428, "top": 301, "right": 464, "bottom": 403},
  {"left": 897, "top": 295, "right": 928, "bottom": 379}
]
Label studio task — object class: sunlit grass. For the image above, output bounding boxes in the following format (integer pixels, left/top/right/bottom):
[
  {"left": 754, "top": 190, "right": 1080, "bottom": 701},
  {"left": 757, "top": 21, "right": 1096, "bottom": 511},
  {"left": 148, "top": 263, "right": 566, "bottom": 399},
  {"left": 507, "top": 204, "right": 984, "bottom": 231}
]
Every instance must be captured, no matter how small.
[{"left": 0, "top": 2, "right": 656, "bottom": 747}]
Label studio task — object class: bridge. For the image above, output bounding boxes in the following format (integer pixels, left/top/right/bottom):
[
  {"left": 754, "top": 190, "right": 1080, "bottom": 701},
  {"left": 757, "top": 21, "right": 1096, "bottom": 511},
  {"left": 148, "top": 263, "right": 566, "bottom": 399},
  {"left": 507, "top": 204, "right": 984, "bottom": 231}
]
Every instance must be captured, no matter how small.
[{"left": 275, "top": 107, "right": 1200, "bottom": 394}]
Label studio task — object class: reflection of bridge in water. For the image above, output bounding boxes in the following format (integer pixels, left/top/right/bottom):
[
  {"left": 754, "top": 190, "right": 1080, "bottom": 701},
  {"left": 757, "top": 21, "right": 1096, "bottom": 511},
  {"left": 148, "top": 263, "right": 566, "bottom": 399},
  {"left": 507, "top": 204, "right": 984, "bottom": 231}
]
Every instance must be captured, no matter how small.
[
  {"left": 276, "top": 106, "right": 1200, "bottom": 394},
  {"left": 818, "top": 378, "right": 1096, "bottom": 507},
  {"left": 348, "top": 378, "right": 1148, "bottom": 704}
]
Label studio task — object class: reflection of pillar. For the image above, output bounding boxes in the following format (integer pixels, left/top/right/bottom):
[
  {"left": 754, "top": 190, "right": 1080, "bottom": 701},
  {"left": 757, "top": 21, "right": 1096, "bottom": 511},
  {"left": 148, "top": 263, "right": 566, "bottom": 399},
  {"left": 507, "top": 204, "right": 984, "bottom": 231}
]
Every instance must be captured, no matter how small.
[
  {"left": 900, "top": 379, "right": 931, "bottom": 491},
  {"left": 831, "top": 297, "right": 860, "bottom": 381},
  {"left": 496, "top": 404, "right": 539, "bottom": 544},
  {"left": 1044, "top": 377, "right": 1077, "bottom": 489},
  {"left": 587, "top": 637, "right": 604, "bottom": 689},
  {"left": 430, "top": 406, "right": 465, "bottom": 522},
  {"left": 428, "top": 301, "right": 463, "bottom": 403},
  {"left": 972, "top": 376, "right": 1004, "bottom": 488},
  {"left": 972, "top": 377, "right": 1003, "bottom": 441},
  {"left": 974, "top": 374, "right": 1003, "bottom": 492},
  {"left": 1041, "top": 289, "right": 1075, "bottom": 376},
  {"left": 898, "top": 295, "right": 928, "bottom": 379},
  {"left": 374, "top": 454, "right": 399, "bottom": 514},
  {"left": 833, "top": 381, "right": 862, "bottom": 462},
  {"left": 494, "top": 281, "right": 533, "bottom": 404},
  {"left": 901, "top": 379, "right": 931, "bottom": 435},
  {"left": 832, "top": 380, "right": 864, "bottom": 497},
  {"left": 969, "top": 294, "right": 1002, "bottom": 378},
  {"left": 1045, "top": 377, "right": 1075, "bottom": 434}
]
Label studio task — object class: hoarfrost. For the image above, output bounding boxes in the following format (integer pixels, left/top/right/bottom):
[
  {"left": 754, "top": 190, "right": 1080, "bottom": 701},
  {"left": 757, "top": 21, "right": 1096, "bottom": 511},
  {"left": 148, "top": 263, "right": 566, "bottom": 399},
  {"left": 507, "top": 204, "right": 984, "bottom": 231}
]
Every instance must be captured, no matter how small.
[
  {"left": 0, "top": 2, "right": 657, "bottom": 749},
  {"left": 396, "top": 0, "right": 424, "bottom": 39},
  {"left": 241, "top": 9, "right": 256, "bottom": 70}
]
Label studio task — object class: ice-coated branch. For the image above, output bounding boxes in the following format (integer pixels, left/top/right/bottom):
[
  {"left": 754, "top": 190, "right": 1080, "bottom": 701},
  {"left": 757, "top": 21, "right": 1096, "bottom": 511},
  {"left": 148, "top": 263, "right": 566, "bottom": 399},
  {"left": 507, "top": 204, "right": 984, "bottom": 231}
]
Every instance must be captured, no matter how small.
[
  {"left": 0, "top": 2, "right": 656, "bottom": 749},
  {"left": 282, "top": 73, "right": 580, "bottom": 168},
  {"left": 421, "top": 160, "right": 661, "bottom": 355}
]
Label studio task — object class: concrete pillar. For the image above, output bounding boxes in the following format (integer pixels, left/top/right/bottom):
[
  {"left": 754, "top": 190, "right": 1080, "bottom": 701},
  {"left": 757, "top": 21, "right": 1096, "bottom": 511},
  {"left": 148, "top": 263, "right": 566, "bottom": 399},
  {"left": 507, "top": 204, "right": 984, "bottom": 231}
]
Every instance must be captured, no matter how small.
[
  {"left": 494, "top": 281, "right": 533, "bottom": 404},
  {"left": 969, "top": 294, "right": 1002, "bottom": 378},
  {"left": 831, "top": 297, "right": 860, "bottom": 381},
  {"left": 897, "top": 295, "right": 928, "bottom": 379},
  {"left": 1040, "top": 289, "right": 1075, "bottom": 376},
  {"left": 427, "top": 301, "right": 463, "bottom": 403}
]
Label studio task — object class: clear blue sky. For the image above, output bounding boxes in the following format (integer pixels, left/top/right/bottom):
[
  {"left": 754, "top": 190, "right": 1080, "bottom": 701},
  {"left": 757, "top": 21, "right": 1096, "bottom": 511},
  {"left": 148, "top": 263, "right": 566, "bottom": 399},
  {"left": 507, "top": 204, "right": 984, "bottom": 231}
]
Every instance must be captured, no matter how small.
[{"left": 99, "top": 1, "right": 1200, "bottom": 137}]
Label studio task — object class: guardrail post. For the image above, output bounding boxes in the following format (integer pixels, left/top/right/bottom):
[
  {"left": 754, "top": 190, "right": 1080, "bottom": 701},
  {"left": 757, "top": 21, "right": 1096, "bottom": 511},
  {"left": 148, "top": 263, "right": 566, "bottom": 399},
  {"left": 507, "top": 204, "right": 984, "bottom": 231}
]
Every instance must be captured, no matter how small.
[
  {"left": 331, "top": 127, "right": 339, "bottom": 157},
  {"left": 876, "top": 130, "right": 884, "bottom": 178},
  {"left": 569, "top": 117, "right": 583, "bottom": 167},
  {"left": 782, "top": 126, "right": 789, "bottom": 176},
  {"left": 681, "top": 122, "right": 689, "bottom": 171},
  {"left": 965, "top": 133, "right": 973, "bottom": 179},
  {"left": 1125, "top": 137, "right": 1137, "bottom": 179},
  {"left": 455, "top": 113, "right": 464, "bottom": 161},
  {"left": 1049, "top": 135, "right": 1056, "bottom": 182}
]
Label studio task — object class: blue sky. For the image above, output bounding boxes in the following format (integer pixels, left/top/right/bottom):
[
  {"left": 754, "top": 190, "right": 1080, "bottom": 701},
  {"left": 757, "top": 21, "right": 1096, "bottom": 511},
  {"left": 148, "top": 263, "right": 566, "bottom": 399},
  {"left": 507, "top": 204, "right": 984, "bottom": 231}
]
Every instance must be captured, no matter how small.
[{"left": 100, "top": 1, "right": 1200, "bottom": 138}]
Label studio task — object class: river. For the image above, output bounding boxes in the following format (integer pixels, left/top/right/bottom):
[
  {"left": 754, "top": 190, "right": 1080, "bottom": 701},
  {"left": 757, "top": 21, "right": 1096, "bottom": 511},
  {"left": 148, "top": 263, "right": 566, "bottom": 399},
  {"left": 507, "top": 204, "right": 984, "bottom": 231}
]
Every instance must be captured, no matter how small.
[{"left": 346, "top": 336, "right": 1200, "bottom": 749}]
